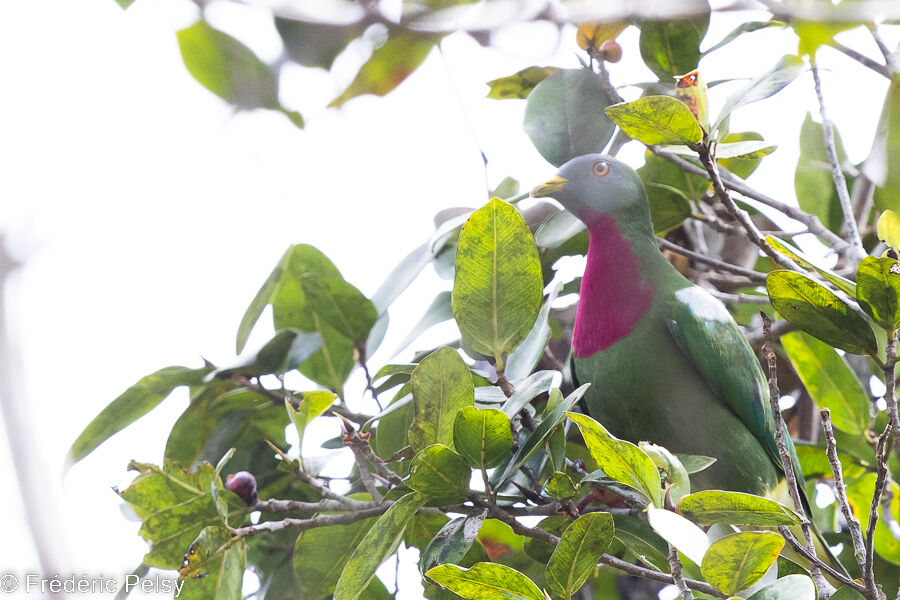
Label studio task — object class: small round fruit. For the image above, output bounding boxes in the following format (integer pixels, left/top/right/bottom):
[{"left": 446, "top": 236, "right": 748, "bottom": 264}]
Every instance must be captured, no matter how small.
[
  {"left": 225, "top": 471, "right": 258, "bottom": 506},
  {"left": 598, "top": 39, "right": 623, "bottom": 63}
]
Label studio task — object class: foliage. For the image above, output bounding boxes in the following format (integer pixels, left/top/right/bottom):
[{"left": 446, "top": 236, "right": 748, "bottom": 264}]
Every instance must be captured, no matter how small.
[{"left": 72, "top": 2, "right": 900, "bottom": 600}]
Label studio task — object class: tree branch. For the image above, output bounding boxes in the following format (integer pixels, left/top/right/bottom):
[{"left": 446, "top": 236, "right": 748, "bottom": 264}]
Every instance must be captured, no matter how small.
[
  {"left": 810, "top": 58, "right": 865, "bottom": 254},
  {"left": 658, "top": 238, "right": 768, "bottom": 282},
  {"left": 761, "top": 313, "right": 827, "bottom": 591},
  {"left": 821, "top": 409, "right": 867, "bottom": 575},
  {"left": 232, "top": 504, "right": 391, "bottom": 539},
  {"left": 668, "top": 546, "right": 695, "bottom": 600}
]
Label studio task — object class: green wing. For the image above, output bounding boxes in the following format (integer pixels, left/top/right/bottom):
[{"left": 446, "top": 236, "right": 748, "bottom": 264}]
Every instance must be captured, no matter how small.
[{"left": 665, "top": 286, "right": 785, "bottom": 474}]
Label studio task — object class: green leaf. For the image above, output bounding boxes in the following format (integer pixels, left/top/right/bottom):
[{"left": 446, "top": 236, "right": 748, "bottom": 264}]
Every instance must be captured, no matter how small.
[
  {"left": 119, "top": 461, "right": 246, "bottom": 569},
  {"left": 239, "top": 244, "right": 367, "bottom": 394},
  {"left": 285, "top": 391, "right": 337, "bottom": 457},
  {"left": 67, "top": 366, "right": 210, "bottom": 466},
  {"left": 612, "top": 514, "right": 670, "bottom": 572},
  {"left": 567, "top": 412, "right": 663, "bottom": 508},
  {"left": 418, "top": 510, "right": 487, "bottom": 574},
  {"left": 165, "top": 386, "right": 288, "bottom": 468},
  {"left": 678, "top": 454, "right": 717, "bottom": 475},
  {"left": 271, "top": 245, "right": 361, "bottom": 394},
  {"left": 766, "top": 270, "right": 877, "bottom": 356},
  {"left": 177, "top": 21, "right": 282, "bottom": 112},
  {"left": 453, "top": 407, "right": 513, "bottom": 469},
  {"left": 546, "top": 512, "right": 614, "bottom": 600},
  {"left": 425, "top": 563, "right": 544, "bottom": 600},
  {"left": 712, "top": 55, "right": 803, "bottom": 134},
  {"left": 236, "top": 248, "right": 289, "bottom": 353},
  {"left": 701, "top": 532, "right": 783, "bottom": 595},
  {"left": 678, "top": 490, "right": 802, "bottom": 526},
  {"left": 391, "top": 291, "right": 453, "bottom": 357},
  {"left": 487, "top": 66, "right": 556, "bottom": 100},
  {"left": 718, "top": 132, "right": 770, "bottom": 179},
  {"left": 702, "top": 20, "right": 785, "bottom": 56},
  {"left": 868, "top": 77, "right": 900, "bottom": 214},
  {"left": 299, "top": 276, "right": 378, "bottom": 344},
  {"left": 213, "top": 329, "right": 323, "bottom": 379},
  {"left": 294, "top": 516, "right": 377, "bottom": 600},
  {"left": 639, "top": 13, "right": 709, "bottom": 80},
  {"left": 493, "top": 385, "right": 588, "bottom": 485},
  {"left": 409, "top": 347, "right": 475, "bottom": 452},
  {"left": 857, "top": 256, "right": 900, "bottom": 331},
  {"left": 847, "top": 474, "right": 900, "bottom": 564},
  {"left": 765, "top": 235, "right": 856, "bottom": 296},
  {"left": 452, "top": 198, "right": 543, "bottom": 364},
  {"left": 543, "top": 471, "right": 578, "bottom": 499},
  {"left": 781, "top": 331, "right": 871, "bottom": 434},
  {"left": 407, "top": 444, "right": 471, "bottom": 497},
  {"left": 275, "top": 17, "right": 361, "bottom": 70},
  {"left": 831, "top": 586, "right": 868, "bottom": 600},
  {"left": 605, "top": 96, "right": 703, "bottom": 146},
  {"left": 747, "top": 574, "right": 815, "bottom": 600},
  {"left": 794, "top": 112, "right": 848, "bottom": 234},
  {"left": 334, "top": 492, "right": 427, "bottom": 600},
  {"left": 523, "top": 68, "right": 615, "bottom": 167},
  {"left": 374, "top": 384, "right": 414, "bottom": 459},
  {"left": 330, "top": 35, "right": 435, "bottom": 108},
  {"left": 177, "top": 526, "right": 245, "bottom": 600}
]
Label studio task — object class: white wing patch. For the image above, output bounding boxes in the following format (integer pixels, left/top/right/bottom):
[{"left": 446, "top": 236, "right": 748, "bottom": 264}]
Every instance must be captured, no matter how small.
[{"left": 675, "top": 286, "right": 731, "bottom": 323}]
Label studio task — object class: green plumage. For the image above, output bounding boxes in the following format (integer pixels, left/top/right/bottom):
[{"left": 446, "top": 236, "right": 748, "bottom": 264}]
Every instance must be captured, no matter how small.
[{"left": 533, "top": 154, "right": 798, "bottom": 500}]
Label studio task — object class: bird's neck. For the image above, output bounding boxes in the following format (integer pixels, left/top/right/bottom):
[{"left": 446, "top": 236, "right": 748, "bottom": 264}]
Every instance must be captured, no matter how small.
[{"left": 573, "top": 214, "right": 663, "bottom": 358}]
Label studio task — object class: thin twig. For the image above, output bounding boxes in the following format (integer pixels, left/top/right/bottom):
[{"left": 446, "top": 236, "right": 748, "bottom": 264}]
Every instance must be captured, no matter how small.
[
  {"left": 356, "top": 342, "right": 383, "bottom": 411},
  {"left": 697, "top": 146, "right": 796, "bottom": 269},
  {"left": 883, "top": 330, "right": 900, "bottom": 456},
  {"left": 668, "top": 546, "right": 695, "bottom": 600},
  {"left": 232, "top": 504, "right": 391, "bottom": 539},
  {"left": 658, "top": 238, "right": 768, "bottom": 282},
  {"left": 821, "top": 409, "right": 867, "bottom": 574},
  {"left": 865, "top": 423, "right": 892, "bottom": 600},
  {"left": 779, "top": 527, "right": 866, "bottom": 592},
  {"left": 651, "top": 148, "right": 865, "bottom": 262},
  {"left": 826, "top": 39, "right": 890, "bottom": 78},
  {"left": 761, "top": 313, "right": 826, "bottom": 590},
  {"left": 867, "top": 23, "right": 897, "bottom": 73},
  {"left": 810, "top": 58, "right": 865, "bottom": 254},
  {"left": 253, "top": 498, "right": 377, "bottom": 513}
]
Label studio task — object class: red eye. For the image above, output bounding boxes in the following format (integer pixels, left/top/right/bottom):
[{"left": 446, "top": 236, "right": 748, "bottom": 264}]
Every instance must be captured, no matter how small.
[{"left": 592, "top": 160, "right": 610, "bottom": 177}]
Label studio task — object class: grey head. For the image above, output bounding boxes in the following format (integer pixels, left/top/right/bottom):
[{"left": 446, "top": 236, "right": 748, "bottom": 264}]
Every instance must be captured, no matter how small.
[{"left": 531, "top": 154, "right": 650, "bottom": 229}]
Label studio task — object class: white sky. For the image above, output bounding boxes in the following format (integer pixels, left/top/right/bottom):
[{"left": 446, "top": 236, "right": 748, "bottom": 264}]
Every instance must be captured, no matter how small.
[{"left": 0, "top": 0, "right": 895, "bottom": 597}]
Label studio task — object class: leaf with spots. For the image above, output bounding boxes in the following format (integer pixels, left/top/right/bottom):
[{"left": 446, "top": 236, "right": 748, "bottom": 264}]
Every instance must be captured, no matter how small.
[{"left": 452, "top": 198, "right": 543, "bottom": 365}]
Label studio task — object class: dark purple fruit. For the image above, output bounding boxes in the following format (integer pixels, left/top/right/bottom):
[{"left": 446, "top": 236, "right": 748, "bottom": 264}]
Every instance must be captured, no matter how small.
[{"left": 225, "top": 471, "right": 258, "bottom": 506}]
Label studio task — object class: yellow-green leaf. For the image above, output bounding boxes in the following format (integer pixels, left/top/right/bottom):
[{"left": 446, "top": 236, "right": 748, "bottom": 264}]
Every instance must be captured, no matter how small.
[
  {"left": 781, "top": 331, "right": 871, "bottom": 434},
  {"left": 678, "top": 490, "right": 802, "bottom": 526},
  {"left": 567, "top": 412, "right": 663, "bottom": 508},
  {"left": 452, "top": 198, "right": 542, "bottom": 364},
  {"left": 766, "top": 270, "right": 877, "bottom": 356},
  {"left": 409, "top": 347, "right": 475, "bottom": 452},
  {"left": 700, "top": 532, "right": 783, "bottom": 595},
  {"left": 487, "top": 66, "right": 556, "bottom": 100},
  {"left": 426, "top": 563, "right": 544, "bottom": 600},
  {"left": 605, "top": 96, "right": 703, "bottom": 146},
  {"left": 545, "top": 512, "right": 614, "bottom": 600}
]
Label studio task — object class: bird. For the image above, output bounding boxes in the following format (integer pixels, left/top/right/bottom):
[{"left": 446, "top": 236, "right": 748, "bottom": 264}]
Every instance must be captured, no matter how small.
[{"left": 530, "top": 153, "right": 804, "bottom": 506}]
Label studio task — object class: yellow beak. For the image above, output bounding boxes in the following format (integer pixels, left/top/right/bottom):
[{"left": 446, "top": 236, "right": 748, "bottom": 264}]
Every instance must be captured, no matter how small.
[{"left": 530, "top": 175, "right": 568, "bottom": 198}]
